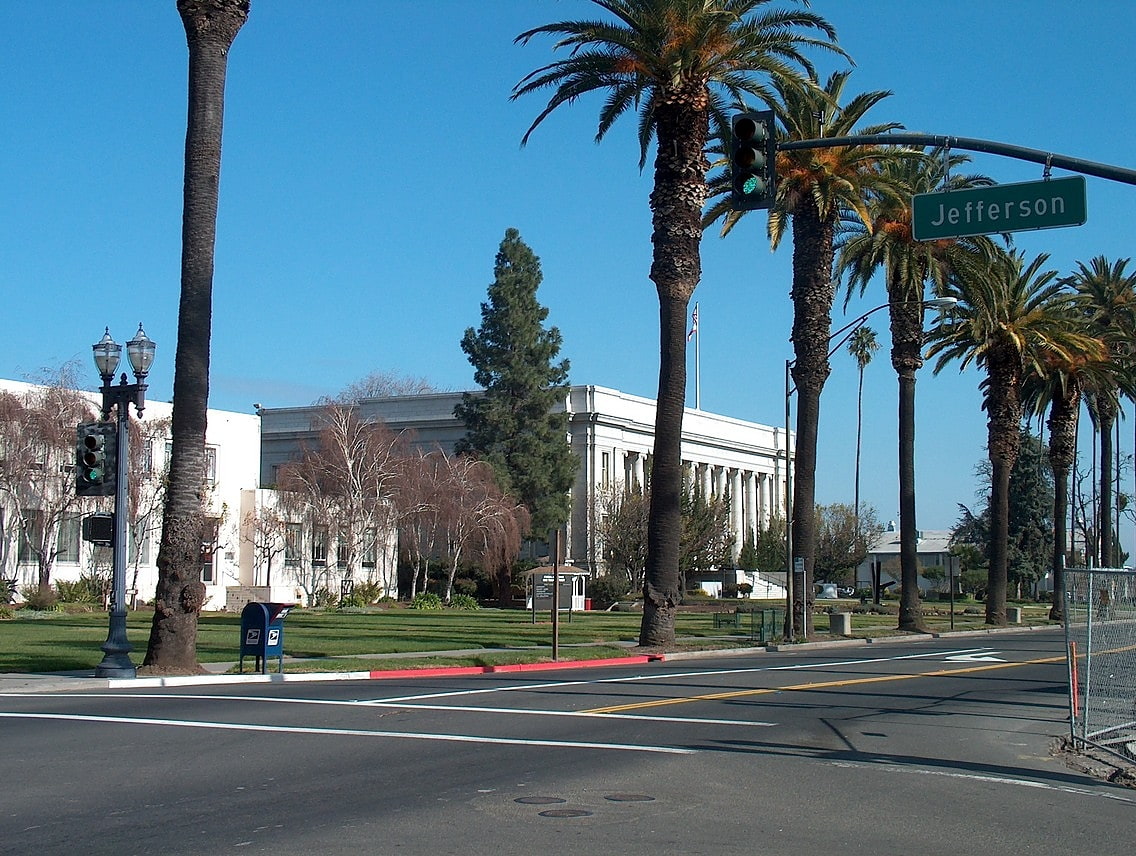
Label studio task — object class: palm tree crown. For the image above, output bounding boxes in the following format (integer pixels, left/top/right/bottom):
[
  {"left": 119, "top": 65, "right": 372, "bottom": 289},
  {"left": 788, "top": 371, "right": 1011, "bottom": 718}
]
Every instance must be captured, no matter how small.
[
  {"left": 513, "top": 0, "right": 843, "bottom": 645},
  {"left": 927, "top": 248, "right": 1105, "bottom": 624}
]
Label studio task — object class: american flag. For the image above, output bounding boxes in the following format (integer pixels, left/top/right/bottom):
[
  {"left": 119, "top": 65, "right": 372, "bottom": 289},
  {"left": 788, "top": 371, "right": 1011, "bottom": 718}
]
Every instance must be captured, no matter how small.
[{"left": 687, "top": 303, "right": 699, "bottom": 342}]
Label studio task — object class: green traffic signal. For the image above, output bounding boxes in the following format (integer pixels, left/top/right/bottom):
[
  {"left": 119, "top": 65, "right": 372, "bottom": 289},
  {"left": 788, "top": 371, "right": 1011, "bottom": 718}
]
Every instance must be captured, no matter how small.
[
  {"left": 76, "top": 422, "right": 116, "bottom": 497},
  {"left": 729, "top": 110, "right": 776, "bottom": 210}
]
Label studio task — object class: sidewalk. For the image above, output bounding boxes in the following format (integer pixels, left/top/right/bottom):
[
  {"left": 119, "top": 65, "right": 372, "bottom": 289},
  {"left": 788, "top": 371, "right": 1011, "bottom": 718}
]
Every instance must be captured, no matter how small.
[{"left": 0, "top": 624, "right": 1056, "bottom": 695}]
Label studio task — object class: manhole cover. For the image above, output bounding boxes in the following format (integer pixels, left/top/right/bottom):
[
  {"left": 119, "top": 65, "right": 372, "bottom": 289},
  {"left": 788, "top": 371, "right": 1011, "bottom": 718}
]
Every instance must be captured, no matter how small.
[
  {"left": 515, "top": 796, "right": 566, "bottom": 805},
  {"left": 604, "top": 793, "right": 655, "bottom": 802},
  {"left": 539, "top": 809, "right": 593, "bottom": 818}
]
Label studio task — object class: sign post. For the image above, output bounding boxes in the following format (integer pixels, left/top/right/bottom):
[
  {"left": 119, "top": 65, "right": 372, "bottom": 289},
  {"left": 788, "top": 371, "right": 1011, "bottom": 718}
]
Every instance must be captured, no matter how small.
[{"left": 912, "top": 175, "right": 1086, "bottom": 241}]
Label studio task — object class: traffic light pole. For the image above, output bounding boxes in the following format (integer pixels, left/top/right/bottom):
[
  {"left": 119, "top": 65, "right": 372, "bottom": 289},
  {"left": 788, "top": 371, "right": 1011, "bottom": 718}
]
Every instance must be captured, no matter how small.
[{"left": 94, "top": 375, "right": 143, "bottom": 679}]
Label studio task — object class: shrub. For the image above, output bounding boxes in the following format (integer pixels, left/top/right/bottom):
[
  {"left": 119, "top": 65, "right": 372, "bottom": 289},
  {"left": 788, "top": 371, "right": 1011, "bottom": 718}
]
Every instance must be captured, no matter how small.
[
  {"left": 20, "top": 586, "right": 59, "bottom": 611},
  {"left": 588, "top": 574, "right": 631, "bottom": 609},
  {"left": 353, "top": 580, "right": 387, "bottom": 604},
  {"left": 410, "top": 591, "right": 443, "bottom": 611},
  {"left": 56, "top": 572, "right": 109, "bottom": 605},
  {"left": 447, "top": 593, "right": 480, "bottom": 611},
  {"left": 0, "top": 604, "right": 13, "bottom": 619}
]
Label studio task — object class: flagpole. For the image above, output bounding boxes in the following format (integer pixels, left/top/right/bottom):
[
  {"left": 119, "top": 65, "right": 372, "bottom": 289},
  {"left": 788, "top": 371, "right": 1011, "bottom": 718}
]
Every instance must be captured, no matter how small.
[
  {"left": 695, "top": 310, "right": 700, "bottom": 410},
  {"left": 688, "top": 302, "right": 700, "bottom": 410}
]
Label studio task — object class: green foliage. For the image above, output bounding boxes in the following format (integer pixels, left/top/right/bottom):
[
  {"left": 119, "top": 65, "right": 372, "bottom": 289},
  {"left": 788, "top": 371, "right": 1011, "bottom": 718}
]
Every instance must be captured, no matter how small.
[
  {"left": 588, "top": 574, "right": 632, "bottom": 608},
  {"left": 679, "top": 489, "right": 734, "bottom": 588},
  {"left": 447, "top": 593, "right": 480, "bottom": 611},
  {"left": 55, "top": 572, "right": 109, "bottom": 605},
  {"left": 454, "top": 228, "right": 578, "bottom": 535},
  {"left": 338, "top": 591, "right": 367, "bottom": 609},
  {"left": 410, "top": 591, "right": 443, "bottom": 611},
  {"left": 813, "top": 502, "right": 882, "bottom": 584},
  {"left": 352, "top": 580, "right": 387, "bottom": 605},
  {"left": 753, "top": 516, "right": 788, "bottom": 572},
  {"left": 737, "top": 534, "right": 759, "bottom": 571},
  {"left": 952, "top": 428, "right": 1054, "bottom": 593},
  {"left": 20, "top": 585, "right": 58, "bottom": 611}
]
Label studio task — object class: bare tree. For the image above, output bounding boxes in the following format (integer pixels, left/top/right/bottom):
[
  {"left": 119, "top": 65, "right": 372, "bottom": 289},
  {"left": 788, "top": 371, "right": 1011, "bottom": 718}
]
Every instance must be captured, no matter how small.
[
  {"left": 277, "top": 405, "right": 408, "bottom": 596},
  {"left": 0, "top": 377, "right": 98, "bottom": 594},
  {"left": 318, "top": 371, "right": 438, "bottom": 405}
]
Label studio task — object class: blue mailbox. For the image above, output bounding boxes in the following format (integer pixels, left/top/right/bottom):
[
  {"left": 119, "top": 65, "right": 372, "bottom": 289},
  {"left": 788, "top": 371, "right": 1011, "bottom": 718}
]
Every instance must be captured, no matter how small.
[{"left": 240, "top": 602, "right": 295, "bottom": 674}]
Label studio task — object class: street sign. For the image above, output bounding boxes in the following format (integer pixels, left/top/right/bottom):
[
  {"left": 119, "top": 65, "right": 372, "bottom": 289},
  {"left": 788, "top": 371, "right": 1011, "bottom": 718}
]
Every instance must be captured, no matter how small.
[{"left": 912, "top": 175, "right": 1086, "bottom": 241}]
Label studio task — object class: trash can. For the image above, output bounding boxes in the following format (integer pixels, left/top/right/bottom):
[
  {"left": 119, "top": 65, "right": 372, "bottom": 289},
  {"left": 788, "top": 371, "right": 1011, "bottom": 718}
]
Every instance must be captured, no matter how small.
[{"left": 240, "top": 602, "right": 295, "bottom": 674}]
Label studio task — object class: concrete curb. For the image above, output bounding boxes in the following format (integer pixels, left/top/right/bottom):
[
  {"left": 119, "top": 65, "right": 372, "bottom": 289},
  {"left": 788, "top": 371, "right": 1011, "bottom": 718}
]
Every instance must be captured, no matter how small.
[{"left": 0, "top": 624, "right": 1058, "bottom": 695}]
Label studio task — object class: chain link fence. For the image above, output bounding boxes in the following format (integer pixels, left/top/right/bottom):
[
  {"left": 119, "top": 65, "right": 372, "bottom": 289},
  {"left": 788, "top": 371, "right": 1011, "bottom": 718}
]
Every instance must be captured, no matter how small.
[{"left": 1064, "top": 568, "right": 1136, "bottom": 763}]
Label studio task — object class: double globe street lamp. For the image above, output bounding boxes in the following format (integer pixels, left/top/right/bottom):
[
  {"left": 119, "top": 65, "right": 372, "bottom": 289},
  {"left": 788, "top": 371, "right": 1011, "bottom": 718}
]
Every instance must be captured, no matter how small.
[
  {"left": 91, "top": 323, "right": 156, "bottom": 679},
  {"left": 783, "top": 297, "right": 956, "bottom": 638}
]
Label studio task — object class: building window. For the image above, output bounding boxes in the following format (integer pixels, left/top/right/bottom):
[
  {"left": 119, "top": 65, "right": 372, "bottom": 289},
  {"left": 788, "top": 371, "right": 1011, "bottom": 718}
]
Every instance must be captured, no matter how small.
[
  {"left": 312, "top": 526, "right": 328, "bottom": 567},
  {"left": 361, "top": 528, "right": 377, "bottom": 569},
  {"left": 204, "top": 446, "right": 218, "bottom": 486},
  {"left": 57, "top": 514, "right": 81, "bottom": 564},
  {"left": 336, "top": 531, "right": 349, "bottom": 570},
  {"left": 201, "top": 516, "right": 221, "bottom": 584},
  {"left": 284, "top": 523, "right": 303, "bottom": 567},
  {"left": 601, "top": 452, "right": 610, "bottom": 487},
  {"left": 128, "top": 519, "right": 150, "bottom": 565},
  {"left": 141, "top": 438, "right": 154, "bottom": 476},
  {"left": 17, "top": 509, "right": 42, "bottom": 563}
]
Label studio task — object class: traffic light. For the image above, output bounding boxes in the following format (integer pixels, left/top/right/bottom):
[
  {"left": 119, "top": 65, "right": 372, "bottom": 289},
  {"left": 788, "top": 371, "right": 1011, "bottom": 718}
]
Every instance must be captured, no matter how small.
[
  {"left": 729, "top": 110, "right": 776, "bottom": 211},
  {"left": 76, "top": 422, "right": 117, "bottom": 497}
]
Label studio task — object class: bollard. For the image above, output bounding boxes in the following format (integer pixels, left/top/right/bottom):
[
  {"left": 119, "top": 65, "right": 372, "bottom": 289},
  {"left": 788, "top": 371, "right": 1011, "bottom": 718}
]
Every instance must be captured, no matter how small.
[{"left": 829, "top": 612, "right": 852, "bottom": 636}]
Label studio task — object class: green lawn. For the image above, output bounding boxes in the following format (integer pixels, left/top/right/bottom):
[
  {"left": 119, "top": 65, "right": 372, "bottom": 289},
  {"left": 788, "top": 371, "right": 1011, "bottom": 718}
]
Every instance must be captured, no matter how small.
[{"left": 0, "top": 601, "right": 1059, "bottom": 674}]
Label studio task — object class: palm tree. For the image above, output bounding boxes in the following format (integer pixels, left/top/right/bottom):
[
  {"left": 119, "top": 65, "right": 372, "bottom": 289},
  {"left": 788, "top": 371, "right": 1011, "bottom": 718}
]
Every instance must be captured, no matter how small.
[
  {"left": 1022, "top": 342, "right": 1112, "bottom": 621},
  {"left": 705, "top": 68, "right": 903, "bottom": 635},
  {"left": 143, "top": 0, "right": 248, "bottom": 672},
  {"left": 1062, "top": 256, "right": 1136, "bottom": 568},
  {"left": 847, "top": 325, "right": 879, "bottom": 529},
  {"left": 926, "top": 248, "right": 1102, "bottom": 625},
  {"left": 513, "top": 0, "right": 842, "bottom": 646},
  {"left": 836, "top": 149, "right": 994, "bottom": 631}
]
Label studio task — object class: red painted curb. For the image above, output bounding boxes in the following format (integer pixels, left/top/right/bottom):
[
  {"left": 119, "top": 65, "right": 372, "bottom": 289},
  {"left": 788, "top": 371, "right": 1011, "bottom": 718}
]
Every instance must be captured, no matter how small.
[{"left": 366, "top": 654, "right": 663, "bottom": 681}]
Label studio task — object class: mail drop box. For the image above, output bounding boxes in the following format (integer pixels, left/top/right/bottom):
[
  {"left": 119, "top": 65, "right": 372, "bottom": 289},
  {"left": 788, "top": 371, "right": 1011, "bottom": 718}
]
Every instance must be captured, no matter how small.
[{"left": 239, "top": 602, "right": 295, "bottom": 674}]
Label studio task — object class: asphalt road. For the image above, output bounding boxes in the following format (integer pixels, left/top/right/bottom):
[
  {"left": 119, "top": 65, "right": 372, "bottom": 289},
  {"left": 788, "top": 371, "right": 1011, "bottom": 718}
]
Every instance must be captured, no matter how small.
[{"left": 1, "top": 628, "right": 1131, "bottom": 855}]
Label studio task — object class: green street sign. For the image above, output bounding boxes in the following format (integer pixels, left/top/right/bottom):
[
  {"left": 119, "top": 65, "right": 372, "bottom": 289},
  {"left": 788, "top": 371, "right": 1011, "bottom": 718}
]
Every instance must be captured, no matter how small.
[{"left": 912, "top": 175, "right": 1086, "bottom": 241}]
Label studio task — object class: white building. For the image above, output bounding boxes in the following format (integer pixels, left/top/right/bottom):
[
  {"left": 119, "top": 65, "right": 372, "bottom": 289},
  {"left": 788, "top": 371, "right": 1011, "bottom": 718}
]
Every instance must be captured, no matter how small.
[
  {"left": 855, "top": 522, "right": 961, "bottom": 595},
  {"left": 1, "top": 379, "right": 260, "bottom": 610},
  {"left": 260, "top": 385, "right": 792, "bottom": 576}
]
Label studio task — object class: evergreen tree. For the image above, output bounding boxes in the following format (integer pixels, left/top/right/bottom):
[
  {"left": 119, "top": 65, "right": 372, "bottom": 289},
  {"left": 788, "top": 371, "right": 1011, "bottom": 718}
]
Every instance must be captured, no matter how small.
[
  {"left": 454, "top": 228, "right": 577, "bottom": 536},
  {"left": 951, "top": 428, "right": 1054, "bottom": 597}
]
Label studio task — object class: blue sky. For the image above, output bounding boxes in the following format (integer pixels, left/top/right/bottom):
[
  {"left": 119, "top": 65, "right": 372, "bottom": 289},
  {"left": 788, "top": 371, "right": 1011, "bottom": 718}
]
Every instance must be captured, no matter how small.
[{"left": 4, "top": 1, "right": 1135, "bottom": 537}]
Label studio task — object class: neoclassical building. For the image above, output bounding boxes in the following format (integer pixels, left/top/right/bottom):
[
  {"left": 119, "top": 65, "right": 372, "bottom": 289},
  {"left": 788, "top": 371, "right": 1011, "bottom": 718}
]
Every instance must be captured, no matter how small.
[{"left": 259, "top": 385, "right": 792, "bottom": 575}]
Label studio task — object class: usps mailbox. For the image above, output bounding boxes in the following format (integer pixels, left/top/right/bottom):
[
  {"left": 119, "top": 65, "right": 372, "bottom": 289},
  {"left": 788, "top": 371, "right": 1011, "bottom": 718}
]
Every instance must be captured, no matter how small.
[{"left": 239, "top": 602, "right": 295, "bottom": 674}]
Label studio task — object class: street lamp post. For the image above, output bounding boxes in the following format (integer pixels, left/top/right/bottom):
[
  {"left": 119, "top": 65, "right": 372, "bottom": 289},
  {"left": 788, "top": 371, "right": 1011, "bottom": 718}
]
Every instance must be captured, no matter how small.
[
  {"left": 783, "top": 297, "right": 954, "bottom": 639},
  {"left": 92, "top": 324, "right": 156, "bottom": 679}
]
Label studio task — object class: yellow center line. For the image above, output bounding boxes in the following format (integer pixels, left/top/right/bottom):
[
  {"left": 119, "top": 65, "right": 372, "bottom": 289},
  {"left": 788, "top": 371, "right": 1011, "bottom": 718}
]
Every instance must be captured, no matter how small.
[{"left": 584, "top": 654, "right": 1068, "bottom": 714}]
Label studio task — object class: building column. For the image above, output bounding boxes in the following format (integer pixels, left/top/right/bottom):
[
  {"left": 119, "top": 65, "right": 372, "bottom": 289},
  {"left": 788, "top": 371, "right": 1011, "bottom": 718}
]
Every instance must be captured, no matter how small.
[
  {"left": 632, "top": 452, "right": 645, "bottom": 491},
  {"left": 745, "top": 471, "right": 758, "bottom": 542},
  {"left": 730, "top": 468, "right": 744, "bottom": 560}
]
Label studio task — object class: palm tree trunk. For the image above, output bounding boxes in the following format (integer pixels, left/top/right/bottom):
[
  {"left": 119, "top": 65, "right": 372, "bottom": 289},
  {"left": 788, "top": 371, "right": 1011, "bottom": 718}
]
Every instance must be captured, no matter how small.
[
  {"left": 984, "top": 348, "right": 1022, "bottom": 626},
  {"left": 1047, "top": 383, "right": 1078, "bottom": 622},
  {"left": 854, "top": 365, "right": 864, "bottom": 525},
  {"left": 1098, "top": 404, "right": 1116, "bottom": 567},
  {"left": 638, "top": 93, "right": 705, "bottom": 647},
  {"left": 890, "top": 299, "right": 926, "bottom": 632},
  {"left": 640, "top": 292, "right": 688, "bottom": 645},
  {"left": 788, "top": 201, "right": 835, "bottom": 638},
  {"left": 144, "top": 1, "right": 247, "bottom": 672}
]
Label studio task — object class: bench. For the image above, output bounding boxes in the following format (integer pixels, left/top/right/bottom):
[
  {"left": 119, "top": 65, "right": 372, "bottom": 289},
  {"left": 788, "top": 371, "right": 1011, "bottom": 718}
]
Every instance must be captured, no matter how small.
[{"left": 713, "top": 611, "right": 741, "bottom": 630}]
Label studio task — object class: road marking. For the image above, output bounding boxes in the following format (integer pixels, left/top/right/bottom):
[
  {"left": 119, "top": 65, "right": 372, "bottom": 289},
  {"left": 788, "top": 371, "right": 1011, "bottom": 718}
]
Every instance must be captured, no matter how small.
[
  {"left": 828, "top": 760, "right": 1136, "bottom": 804},
  {"left": 584, "top": 654, "right": 1067, "bottom": 714},
  {"left": 0, "top": 711, "right": 696, "bottom": 754},
  {"left": 0, "top": 693, "right": 775, "bottom": 728},
  {"left": 945, "top": 652, "right": 1005, "bottom": 662},
  {"left": 368, "top": 648, "right": 997, "bottom": 705}
]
